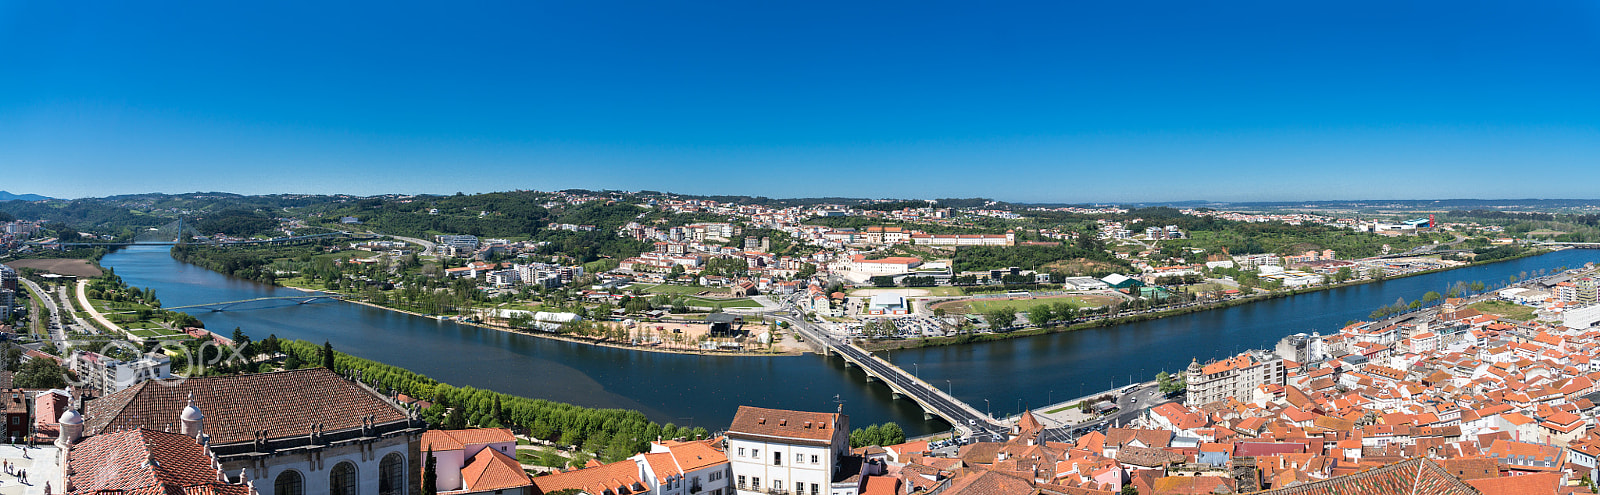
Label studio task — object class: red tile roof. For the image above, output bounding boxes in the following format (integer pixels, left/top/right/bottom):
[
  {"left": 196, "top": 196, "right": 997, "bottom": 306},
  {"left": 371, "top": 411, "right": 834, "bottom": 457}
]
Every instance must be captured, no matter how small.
[
  {"left": 456, "top": 447, "right": 533, "bottom": 493},
  {"left": 1465, "top": 472, "right": 1560, "bottom": 495},
  {"left": 530, "top": 458, "right": 650, "bottom": 495},
  {"left": 726, "top": 406, "right": 842, "bottom": 445},
  {"left": 65, "top": 428, "right": 254, "bottom": 495},
  {"left": 422, "top": 428, "right": 516, "bottom": 451},
  {"left": 1253, "top": 457, "right": 1479, "bottom": 495},
  {"left": 82, "top": 368, "right": 409, "bottom": 446}
]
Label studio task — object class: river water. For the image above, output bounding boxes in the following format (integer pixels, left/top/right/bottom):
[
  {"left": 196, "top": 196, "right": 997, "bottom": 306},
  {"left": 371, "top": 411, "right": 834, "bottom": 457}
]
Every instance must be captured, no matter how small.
[{"left": 99, "top": 246, "right": 1600, "bottom": 435}]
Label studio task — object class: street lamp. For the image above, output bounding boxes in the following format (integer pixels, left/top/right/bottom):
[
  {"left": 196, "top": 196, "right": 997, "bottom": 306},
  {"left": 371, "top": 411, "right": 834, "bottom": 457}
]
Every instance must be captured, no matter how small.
[
  {"left": 984, "top": 399, "right": 991, "bottom": 419},
  {"left": 947, "top": 380, "right": 952, "bottom": 395},
  {"left": 912, "top": 363, "right": 919, "bottom": 379}
]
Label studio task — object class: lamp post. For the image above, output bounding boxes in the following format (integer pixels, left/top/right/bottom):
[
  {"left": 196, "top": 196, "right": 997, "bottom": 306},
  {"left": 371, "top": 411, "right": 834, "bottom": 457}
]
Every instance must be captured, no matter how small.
[
  {"left": 913, "top": 362, "right": 919, "bottom": 379},
  {"left": 947, "top": 380, "right": 952, "bottom": 395},
  {"left": 984, "top": 399, "right": 991, "bottom": 420}
]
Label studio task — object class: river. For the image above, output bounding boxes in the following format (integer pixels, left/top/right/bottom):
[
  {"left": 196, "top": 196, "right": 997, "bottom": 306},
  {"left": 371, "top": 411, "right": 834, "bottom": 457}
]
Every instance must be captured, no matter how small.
[{"left": 99, "top": 246, "right": 1600, "bottom": 435}]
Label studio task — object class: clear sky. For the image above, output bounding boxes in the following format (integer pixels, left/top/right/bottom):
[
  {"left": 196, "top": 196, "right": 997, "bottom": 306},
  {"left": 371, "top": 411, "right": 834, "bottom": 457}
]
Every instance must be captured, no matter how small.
[{"left": 3, "top": 1, "right": 1598, "bottom": 202}]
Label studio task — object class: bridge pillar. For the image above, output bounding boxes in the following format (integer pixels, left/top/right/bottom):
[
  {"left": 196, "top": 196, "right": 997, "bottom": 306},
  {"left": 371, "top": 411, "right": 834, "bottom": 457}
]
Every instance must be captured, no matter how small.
[
  {"left": 891, "top": 391, "right": 903, "bottom": 400},
  {"left": 865, "top": 374, "right": 877, "bottom": 383},
  {"left": 842, "top": 360, "right": 853, "bottom": 368}
]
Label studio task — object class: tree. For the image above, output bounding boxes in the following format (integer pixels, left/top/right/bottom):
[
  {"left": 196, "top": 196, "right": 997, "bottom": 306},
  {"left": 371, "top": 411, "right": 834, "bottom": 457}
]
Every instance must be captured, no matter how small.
[
  {"left": 1121, "top": 484, "right": 1139, "bottom": 495},
  {"left": 1421, "top": 291, "right": 1441, "bottom": 305},
  {"left": 1027, "top": 306, "right": 1054, "bottom": 327},
  {"left": 984, "top": 309, "right": 1017, "bottom": 330},
  {"left": 445, "top": 405, "right": 468, "bottom": 430},
  {"left": 878, "top": 422, "right": 905, "bottom": 446},
  {"left": 932, "top": 307, "right": 946, "bottom": 318},
  {"left": 14, "top": 358, "right": 74, "bottom": 389},
  {"left": 422, "top": 447, "right": 438, "bottom": 495},
  {"left": 322, "top": 341, "right": 336, "bottom": 370},
  {"left": 1333, "top": 267, "right": 1354, "bottom": 283}
]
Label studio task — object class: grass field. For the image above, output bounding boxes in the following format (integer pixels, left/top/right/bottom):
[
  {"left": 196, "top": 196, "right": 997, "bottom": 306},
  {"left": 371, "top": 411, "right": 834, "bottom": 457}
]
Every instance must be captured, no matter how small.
[
  {"left": 1469, "top": 300, "right": 1538, "bottom": 321},
  {"left": 850, "top": 286, "right": 965, "bottom": 297},
  {"left": 680, "top": 296, "right": 762, "bottom": 308},
  {"left": 933, "top": 294, "right": 1118, "bottom": 314},
  {"left": 632, "top": 283, "right": 730, "bottom": 296}
]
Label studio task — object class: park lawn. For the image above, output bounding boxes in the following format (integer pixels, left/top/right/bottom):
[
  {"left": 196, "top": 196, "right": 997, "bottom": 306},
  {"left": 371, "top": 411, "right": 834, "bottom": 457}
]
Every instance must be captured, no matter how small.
[
  {"left": 943, "top": 295, "right": 1115, "bottom": 315},
  {"left": 1469, "top": 300, "right": 1538, "bottom": 321},
  {"left": 926, "top": 286, "right": 965, "bottom": 296},
  {"left": 635, "top": 284, "right": 731, "bottom": 296},
  {"left": 680, "top": 296, "right": 761, "bottom": 308}
]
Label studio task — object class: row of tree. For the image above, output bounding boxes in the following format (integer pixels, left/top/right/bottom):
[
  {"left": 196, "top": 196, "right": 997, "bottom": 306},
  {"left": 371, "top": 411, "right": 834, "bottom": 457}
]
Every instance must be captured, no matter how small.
[{"left": 277, "top": 339, "right": 706, "bottom": 462}]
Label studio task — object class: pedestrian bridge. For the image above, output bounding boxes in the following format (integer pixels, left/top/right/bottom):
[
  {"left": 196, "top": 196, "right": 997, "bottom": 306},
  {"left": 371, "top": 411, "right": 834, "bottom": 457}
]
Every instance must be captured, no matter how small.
[{"left": 109, "top": 294, "right": 347, "bottom": 313}]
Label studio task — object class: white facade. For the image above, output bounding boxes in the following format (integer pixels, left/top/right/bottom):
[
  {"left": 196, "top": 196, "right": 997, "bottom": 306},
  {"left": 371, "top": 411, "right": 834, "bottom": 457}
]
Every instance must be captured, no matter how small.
[
  {"left": 240, "top": 436, "right": 412, "bottom": 495},
  {"left": 68, "top": 351, "right": 172, "bottom": 394},
  {"left": 726, "top": 407, "right": 850, "bottom": 495},
  {"left": 728, "top": 438, "right": 838, "bottom": 495}
]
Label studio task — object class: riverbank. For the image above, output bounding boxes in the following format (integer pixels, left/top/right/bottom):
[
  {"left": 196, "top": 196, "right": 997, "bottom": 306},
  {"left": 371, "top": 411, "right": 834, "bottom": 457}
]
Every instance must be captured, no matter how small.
[
  {"left": 865, "top": 248, "right": 1554, "bottom": 351},
  {"left": 277, "top": 284, "right": 807, "bottom": 357}
]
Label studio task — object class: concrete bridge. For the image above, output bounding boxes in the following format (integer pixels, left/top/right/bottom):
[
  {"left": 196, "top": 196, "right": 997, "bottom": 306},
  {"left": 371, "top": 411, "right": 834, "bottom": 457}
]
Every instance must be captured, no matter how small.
[{"left": 780, "top": 311, "right": 1009, "bottom": 439}]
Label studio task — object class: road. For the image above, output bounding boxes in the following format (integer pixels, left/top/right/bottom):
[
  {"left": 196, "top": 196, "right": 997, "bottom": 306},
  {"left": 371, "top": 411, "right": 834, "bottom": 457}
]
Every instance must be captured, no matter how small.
[
  {"left": 19, "top": 278, "right": 71, "bottom": 349},
  {"left": 375, "top": 232, "right": 436, "bottom": 257}
]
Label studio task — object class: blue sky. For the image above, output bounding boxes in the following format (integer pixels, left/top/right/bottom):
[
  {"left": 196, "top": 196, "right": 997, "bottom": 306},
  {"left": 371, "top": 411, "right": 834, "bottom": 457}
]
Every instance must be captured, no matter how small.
[{"left": 2, "top": 1, "right": 1598, "bottom": 202}]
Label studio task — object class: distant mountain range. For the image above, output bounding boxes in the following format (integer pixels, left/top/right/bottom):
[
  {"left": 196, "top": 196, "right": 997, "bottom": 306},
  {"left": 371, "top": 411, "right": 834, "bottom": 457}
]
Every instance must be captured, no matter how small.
[{"left": 0, "top": 191, "right": 51, "bottom": 201}]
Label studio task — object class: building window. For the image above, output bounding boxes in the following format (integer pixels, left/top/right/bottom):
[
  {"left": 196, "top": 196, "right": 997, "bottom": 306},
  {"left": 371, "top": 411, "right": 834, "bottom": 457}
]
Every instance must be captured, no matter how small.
[
  {"left": 796, "top": 453, "right": 804, "bottom": 463},
  {"left": 796, "top": 482, "right": 804, "bottom": 494},
  {"left": 738, "top": 476, "right": 746, "bottom": 489},
  {"left": 330, "top": 462, "right": 359, "bottom": 495},
  {"left": 738, "top": 447, "right": 746, "bottom": 456},
  {"left": 775, "top": 480, "right": 783, "bottom": 493},
  {"left": 811, "top": 483, "right": 819, "bottom": 495},
  {"left": 810, "top": 455, "right": 818, "bottom": 464},
  {"left": 753, "top": 478, "right": 760, "bottom": 490},
  {"left": 753, "top": 449, "right": 759, "bottom": 458},
  {"left": 774, "top": 452, "right": 782, "bottom": 465},
  {"left": 379, "top": 453, "right": 405, "bottom": 495},
  {"left": 274, "top": 470, "right": 304, "bottom": 495}
]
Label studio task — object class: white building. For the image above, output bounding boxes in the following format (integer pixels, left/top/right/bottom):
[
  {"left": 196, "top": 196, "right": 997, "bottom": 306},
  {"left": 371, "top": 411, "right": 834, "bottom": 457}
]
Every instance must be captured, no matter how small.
[
  {"left": 846, "top": 255, "right": 922, "bottom": 275},
  {"left": 637, "top": 439, "right": 735, "bottom": 495},
  {"left": 727, "top": 406, "right": 850, "bottom": 495},
  {"left": 1185, "top": 350, "right": 1286, "bottom": 406},
  {"left": 68, "top": 350, "right": 172, "bottom": 394}
]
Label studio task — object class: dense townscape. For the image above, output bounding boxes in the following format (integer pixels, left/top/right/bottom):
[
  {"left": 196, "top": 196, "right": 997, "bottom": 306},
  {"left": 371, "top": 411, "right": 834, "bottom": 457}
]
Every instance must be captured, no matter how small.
[{"left": 0, "top": 192, "right": 1599, "bottom": 495}]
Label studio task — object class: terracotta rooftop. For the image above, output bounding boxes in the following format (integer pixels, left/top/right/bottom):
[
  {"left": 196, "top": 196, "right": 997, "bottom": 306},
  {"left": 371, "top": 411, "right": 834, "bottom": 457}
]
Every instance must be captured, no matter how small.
[
  {"left": 530, "top": 458, "right": 649, "bottom": 495},
  {"left": 727, "top": 406, "right": 842, "bottom": 445},
  {"left": 454, "top": 447, "right": 534, "bottom": 493},
  {"left": 1252, "top": 457, "right": 1480, "bottom": 495},
  {"left": 422, "top": 428, "right": 517, "bottom": 451},
  {"left": 82, "top": 368, "right": 409, "bottom": 446},
  {"left": 65, "top": 428, "right": 254, "bottom": 495}
]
